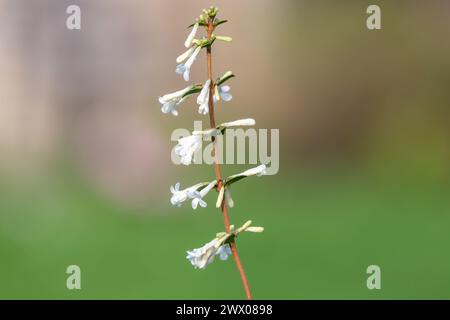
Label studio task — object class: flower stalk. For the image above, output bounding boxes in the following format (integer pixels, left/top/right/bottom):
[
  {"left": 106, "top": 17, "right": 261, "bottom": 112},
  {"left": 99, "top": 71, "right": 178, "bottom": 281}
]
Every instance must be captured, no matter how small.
[
  {"left": 159, "top": 6, "right": 268, "bottom": 300},
  {"left": 205, "top": 16, "right": 253, "bottom": 300}
]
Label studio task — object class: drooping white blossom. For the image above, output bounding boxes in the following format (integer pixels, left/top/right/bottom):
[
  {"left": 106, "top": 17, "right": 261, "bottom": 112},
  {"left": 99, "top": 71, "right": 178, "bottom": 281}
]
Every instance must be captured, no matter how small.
[
  {"left": 159, "top": 86, "right": 193, "bottom": 116},
  {"left": 197, "top": 79, "right": 211, "bottom": 115},
  {"left": 176, "top": 46, "right": 201, "bottom": 81},
  {"left": 170, "top": 182, "right": 208, "bottom": 207},
  {"left": 186, "top": 238, "right": 232, "bottom": 269},
  {"left": 184, "top": 23, "right": 199, "bottom": 48},
  {"left": 176, "top": 128, "right": 219, "bottom": 165},
  {"left": 175, "top": 135, "right": 202, "bottom": 165}
]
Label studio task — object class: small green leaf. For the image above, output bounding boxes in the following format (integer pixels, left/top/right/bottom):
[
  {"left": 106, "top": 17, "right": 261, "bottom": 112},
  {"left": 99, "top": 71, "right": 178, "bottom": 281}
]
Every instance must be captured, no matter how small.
[
  {"left": 188, "top": 21, "right": 207, "bottom": 28},
  {"left": 201, "top": 37, "right": 216, "bottom": 48},
  {"left": 214, "top": 19, "right": 228, "bottom": 27},
  {"left": 181, "top": 84, "right": 203, "bottom": 99},
  {"left": 216, "top": 72, "right": 235, "bottom": 86},
  {"left": 224, "top": 175, "right": 247, "bottom": 187}
]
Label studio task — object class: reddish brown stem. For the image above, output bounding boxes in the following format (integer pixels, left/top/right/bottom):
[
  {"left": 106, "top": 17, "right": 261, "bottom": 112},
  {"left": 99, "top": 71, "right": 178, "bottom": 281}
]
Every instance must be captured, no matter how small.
[{"left": 206, "top": 20, "right": 253, "bottom": 300}]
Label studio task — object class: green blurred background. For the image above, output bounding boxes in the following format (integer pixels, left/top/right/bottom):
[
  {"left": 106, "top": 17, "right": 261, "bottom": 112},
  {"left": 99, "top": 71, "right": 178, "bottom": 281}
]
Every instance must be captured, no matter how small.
[{"left": 0, "top": 0, "right": 449, "bottom": 299}]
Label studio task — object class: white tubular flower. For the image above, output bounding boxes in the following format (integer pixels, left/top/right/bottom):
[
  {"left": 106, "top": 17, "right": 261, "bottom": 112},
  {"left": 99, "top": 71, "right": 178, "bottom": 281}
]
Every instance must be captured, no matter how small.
[
  {"left": 224, "top": 164, "right": 268, "bottom": 188},
  {"left": 190, "top": 180, "right": 216, "bottom": 209},
  {"left": 159, "top": 86, "right": 193, "bottom": 116},
  {"left": 170, "top": 182, "right": 208, "bottom": 207},
  {"left": 176, "top": 128, "right": 219, "bottom": 165},
  {"left": 197, "top": 79, "right": 211, "bottom": 115},
  {"left": 176, "top": 47, "right": 195, "bottom": 64},
  {"left": 176, "top": 46, "right": 201, "bottom": 81},
  {"left": 184, "top": 23, "right": 199, "bottom": 48},
  {"left": 175, "top": 135, "right": 202, "bottom": 165},
  {"left": 186, "top": 238, "right": 232, "bottom": 269},
  {"left": 239, "top": 164, "right": 268, "bottom": 177},
  {"left": 220, "top": 118, "right": 256, "bottom": 128}
]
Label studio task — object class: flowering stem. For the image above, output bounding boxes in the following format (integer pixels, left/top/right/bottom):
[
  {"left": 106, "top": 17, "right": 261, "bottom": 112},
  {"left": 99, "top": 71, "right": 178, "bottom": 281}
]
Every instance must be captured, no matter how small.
[{"left": 206, "top": 20, "right": 253, "bottom": 300}]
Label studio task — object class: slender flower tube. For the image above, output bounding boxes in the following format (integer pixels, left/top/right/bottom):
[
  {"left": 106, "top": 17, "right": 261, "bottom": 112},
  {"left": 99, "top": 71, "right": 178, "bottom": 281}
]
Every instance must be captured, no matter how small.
[
  {"left": 190, "top": 180, "right": 217, "bottom": 209},
  {"left": 223, "top": 164, "right": 268, "bottom": 190},
  {"left": 170, "top": 182, "right": 209, "bottom": 207},
  {"left": 197, "top": 79, "right": 211, "bottom": 115},
  {"left": 219, "top": 118, "right": 256, "bottom": 128},
  {"left": 176, "top": 46, "right": 201, "bottom": 81},
  {"left": 176, "top": 47, "right": 195, "bottom": 64},
  {"left": 184, "top": 23, "right": 199, "bottom": 48},
  {"left": 186, "top": 238, "right": 232, "bottom": 269},
  {"left": 159, "top": 86, "right": 193, "bottom": 116},
  {"left": 238, "top": 164, "right": 268, "bottom": 177}
]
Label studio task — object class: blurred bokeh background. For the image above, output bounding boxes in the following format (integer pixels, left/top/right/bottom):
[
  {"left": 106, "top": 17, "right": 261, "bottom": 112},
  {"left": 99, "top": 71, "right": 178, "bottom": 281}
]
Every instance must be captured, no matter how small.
[{"left": 1, "top": 0, "right": 449, "bottom": 299}]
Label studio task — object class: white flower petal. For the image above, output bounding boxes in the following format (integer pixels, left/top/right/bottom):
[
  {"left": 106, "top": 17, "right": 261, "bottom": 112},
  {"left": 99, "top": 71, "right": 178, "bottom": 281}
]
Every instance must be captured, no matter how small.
[
  {"left": 220, "top": 92, "right": 232, "bottom": 102},
  {"left": 159, "top": 86, "right": 193, "bottom": 116},
  {"left": 221, "top": 85, "right": 231, "bottom": 93},
  {"left": 183, "top": 70, "right": 190, "bottom": 82},
  {"left": 216, "top": 244, "right": 232, "bottom": 261},
  {"left": 185, "top": 46, "right": 201, "bottom": 69},
  {"left": 176, "top": 47, "right": 195, "bottom": 63},
  {"left": 197, "top": 79, "right": 211, "bottom": 105},
  {"left": 170, "top": 182, "right": 208, "bottom": 207},
  {"left": 199, "top": 180, "right": 216, "bottom": 197},
  {"left": 160, "top": 86, "right": 191, "bottom": 102},
  {"left": 192, "top": 198, "right": 199, "bottom": 210},
  {"left": 220, "top": 118, "right": 256, "bottom": 128},
  {"left": 186, "top": 238, "right": 220, "bottom": 269},
  {"left": 175, "top": 134, "right": 202, "bottom": 165},
  {"left": 240, "top": 164, "right": 267, "bottom": 177},
  {"left": 184, "top": 23, "right": 198, "bottom": 48}
]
